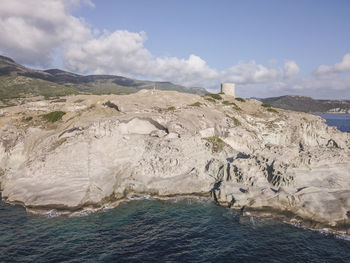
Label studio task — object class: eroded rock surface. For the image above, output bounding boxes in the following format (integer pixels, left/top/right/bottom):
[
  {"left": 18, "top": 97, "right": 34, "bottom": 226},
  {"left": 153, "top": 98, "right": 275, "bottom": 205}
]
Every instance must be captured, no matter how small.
[{"left": 0, "top": 90, "right": 349, "bottom": 234}]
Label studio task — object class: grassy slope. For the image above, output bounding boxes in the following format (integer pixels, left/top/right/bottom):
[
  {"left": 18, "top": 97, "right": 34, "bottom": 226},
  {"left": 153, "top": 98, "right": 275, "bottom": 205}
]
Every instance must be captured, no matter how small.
[
  {"left": 260, "top": 96, "right": 350, "bottom": 113},
  {"left": 0, "top": 55, "right": 207, "bottom": 103},
  {"left": 0, "top": 76, "right": 78, "bottom": 100}
]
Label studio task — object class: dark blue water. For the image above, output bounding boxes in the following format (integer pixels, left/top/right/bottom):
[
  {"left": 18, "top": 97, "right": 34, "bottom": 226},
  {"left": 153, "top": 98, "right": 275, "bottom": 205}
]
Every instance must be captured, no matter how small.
[
  {"left": 1, "top": 115, "right": 350, "bottom": 263},
  {"left": 316, "top": 113, "right": 350, "bottom": 133},
  {"left": 0, "top": 199, "right": 349, "bottom": 263}
]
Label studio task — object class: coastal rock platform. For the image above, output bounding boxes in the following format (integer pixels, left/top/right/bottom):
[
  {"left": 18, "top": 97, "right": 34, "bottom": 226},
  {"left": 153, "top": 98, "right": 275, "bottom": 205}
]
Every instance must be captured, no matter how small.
[{"left": 0, "top": 90, "right": 349, "bottom": 234}]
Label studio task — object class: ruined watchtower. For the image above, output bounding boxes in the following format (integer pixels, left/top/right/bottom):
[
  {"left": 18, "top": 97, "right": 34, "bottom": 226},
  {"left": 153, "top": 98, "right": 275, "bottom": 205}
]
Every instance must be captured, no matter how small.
[{"left": 221, "top": 83, "right": 235, "bottom": 97}]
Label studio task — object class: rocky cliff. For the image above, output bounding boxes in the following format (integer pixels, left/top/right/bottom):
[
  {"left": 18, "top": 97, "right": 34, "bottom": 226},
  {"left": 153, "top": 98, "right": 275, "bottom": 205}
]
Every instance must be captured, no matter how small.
[{"left": 0, "top": 90, "right": 349, "bottom": 234}]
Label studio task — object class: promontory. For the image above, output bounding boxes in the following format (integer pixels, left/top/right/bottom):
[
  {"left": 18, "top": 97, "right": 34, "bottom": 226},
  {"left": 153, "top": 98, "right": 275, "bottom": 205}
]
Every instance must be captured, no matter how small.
[{"left": 0, "top": 90, "right": 349, "bottom": 235}]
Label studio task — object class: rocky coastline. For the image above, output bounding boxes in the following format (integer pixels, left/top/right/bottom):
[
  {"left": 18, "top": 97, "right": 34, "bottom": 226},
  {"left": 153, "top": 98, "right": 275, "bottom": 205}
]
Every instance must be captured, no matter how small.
[{"left": 0, "top": 90, "right": 349, "bottom": 235}]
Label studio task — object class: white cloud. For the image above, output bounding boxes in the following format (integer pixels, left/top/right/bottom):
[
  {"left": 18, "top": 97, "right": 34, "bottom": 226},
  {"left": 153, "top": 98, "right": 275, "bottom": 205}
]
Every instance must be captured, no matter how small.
[
  {"left": 63, "top": 30, "right": 152, "bottom": 75},
  {"left": 63, "top": 29, "right": 283, "bottom": 87},
  {"left": 223, "top": 61, "right": 282, "bottom": 84},
  {"left": 284, "top": 61, "right": 299, "bottom": 79},
  {"left": 0, "top": 0, "right": 288, "bottom": 88},
  {"left": 0, "top": 0, "right": 91, "bottom": 66},
  {"left": 314, "top": 53, "right": 350, "bottom": 77},
  {"left": 1, "top": 0, "right": 348, "bottom": 99}
]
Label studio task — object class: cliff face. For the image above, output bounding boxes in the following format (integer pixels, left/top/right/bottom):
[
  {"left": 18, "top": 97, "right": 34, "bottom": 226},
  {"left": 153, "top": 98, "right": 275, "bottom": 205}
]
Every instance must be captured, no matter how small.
[{"left": 0, "top": 90, "right": 349, "bottom": 234}]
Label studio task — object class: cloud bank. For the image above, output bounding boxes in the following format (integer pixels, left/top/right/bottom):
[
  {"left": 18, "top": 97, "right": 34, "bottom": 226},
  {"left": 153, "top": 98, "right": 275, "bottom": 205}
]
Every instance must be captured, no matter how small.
[
  {"left": 0, "top": 0, "right": 91, "bottom": 66},
  {"left": 314, "top": 53, "right": 350, "bottom": 77},
  {"left": 0, "top": 0, "right": 349, "bottom": 98}
]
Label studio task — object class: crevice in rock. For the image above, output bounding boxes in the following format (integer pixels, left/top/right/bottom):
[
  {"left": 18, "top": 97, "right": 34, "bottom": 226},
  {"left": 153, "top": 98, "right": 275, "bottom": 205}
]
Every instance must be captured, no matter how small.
[
  {"left": 228, "top": 196, "right": 236, "bottom": 208},
  {"left": 58, "top": 126, "right": 84, "bottom": 138},
  {"left": 103, "top": 101, "right": 120, "bottom": 111},
  {"left": 121, "top": 117, "right": 169, "bottom": 134},
  {"left": 236, "top": 152, "right": 251, "bottom": 159},
  {"left": 226, "top": 163, "right": 231, "bottom": 181},
  {"left": 210, "top": 180, "right": 222, "bottom": 204},
  {"left": 326, "top": 139, "right": 339, "bottom": 148}
]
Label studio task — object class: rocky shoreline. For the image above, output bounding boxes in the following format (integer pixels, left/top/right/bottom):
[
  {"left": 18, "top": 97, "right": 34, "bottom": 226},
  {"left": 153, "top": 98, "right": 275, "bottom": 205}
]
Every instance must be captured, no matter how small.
[{"left": 0, "top": 90, "right": 349, "bottom": 235}]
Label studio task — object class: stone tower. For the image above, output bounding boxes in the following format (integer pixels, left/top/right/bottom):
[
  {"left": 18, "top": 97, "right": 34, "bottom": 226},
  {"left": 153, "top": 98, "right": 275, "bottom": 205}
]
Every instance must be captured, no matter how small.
[{"left": 221, "top": 83, "right": 235, "bottom": 97}]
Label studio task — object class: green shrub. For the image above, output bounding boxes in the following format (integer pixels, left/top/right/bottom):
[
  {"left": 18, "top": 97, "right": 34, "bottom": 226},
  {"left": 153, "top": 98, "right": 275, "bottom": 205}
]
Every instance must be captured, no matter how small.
[
  {"left": 43, "top": 111, "right": 66, "bottom": 122},
  {"left": 231, "top": 116, "right": 240, "bottom": 126},
  {"left": 189, "top": 102, "right": 201, "bottom": 107},
  {"left": 262, "top": 103, "right": 272, "bottom": 108},
  {"left": 232, "top": 103, "right": 241, "bottom": 111},
  {"left": 203, "top": 136, "right": 226, "bottom": 152},
  {"left": 218, "top": 92, "right": 225, "bottom": 95},
  {"left": 24, "top": 116, "right": 33, "bottom": 121},
  {"left": 222, "top": 101, "right": 234, "bottom": 105},
  {"left": 267, "top": 108, "right": 278, "bottom": 113},
  {"left": 205, "top": 98, "right": 216, "bottom": 103},
  {"left": 74, "top": 99, "right": 84, "bottom": 103},
  {"left": 205, "top": 93, "right": 222, "bottom": 100},
  {"left": 235, "top": 97, "right": 246, "bottom": 102},
  {"left": 168, "top": 106, "right": 176, "bottom": 110},
  {"left": 226, "top": 114, "right": 240, "bottom": 126}
]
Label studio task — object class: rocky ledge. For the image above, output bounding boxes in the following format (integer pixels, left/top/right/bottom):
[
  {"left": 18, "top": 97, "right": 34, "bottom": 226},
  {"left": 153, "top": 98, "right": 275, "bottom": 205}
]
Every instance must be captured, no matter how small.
[{"left": 0, "top": 90, "right": 349, "bottom": 235}]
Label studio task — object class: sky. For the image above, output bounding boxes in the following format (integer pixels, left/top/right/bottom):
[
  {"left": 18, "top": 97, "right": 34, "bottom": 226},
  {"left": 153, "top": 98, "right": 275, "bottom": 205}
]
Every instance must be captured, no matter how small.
[{"left": 0, "top": 0, "right": 349, "bottom": 99}]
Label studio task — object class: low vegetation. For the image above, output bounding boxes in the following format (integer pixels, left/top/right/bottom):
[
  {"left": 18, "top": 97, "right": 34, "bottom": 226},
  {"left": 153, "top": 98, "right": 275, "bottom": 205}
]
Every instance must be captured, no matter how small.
[
  {"left": 221, "top": 100, "right": 241, "bottom": 110},
  {"left": 203, "top": 136, "right": 226, "bottom": 152},
  {"left": 42, "top": 111, "right": 66, "bottom": 122},
  {"left": 262, "top": 103, "right": 272, "bottom": 108},
  {"left": 189, "top": 102, "right": 201, "bottom": 107},
  {"left": 24, "top": 116, "right": 33, "bottom": 121},
  {"left": 231, "top": 116, "right": 241, "bottom": 126},
  {"left": 222, "top": 100, "right": 234, "bottom": 105},
  {"left": 261, "top": 102, "right": 278, "bottom": 113},
  {"left": 232, "top": 103, "right": 241, "bottom": 111},
  {"left": 205, "top": 97, "right": 216, "bottom": 103},
  {"left": 167, "top": 106, "right": 176, "bottom": 110},
  {"left": 74, "top": 99, "right": 84, "bottom": 103},
  {"left": 0, "top": 76, "right": 78, "bottom": 101},
  {"left": 205, "top": 93, "right": 223, "bottom": 100},
  {"left": 267, "top": 108, "right": 278, "bottom": 113},
  {"left": 235, "top": 97, "right": 246, "bottom": 102},
  {"left": 226, "top": 114, "right": 240, "bottom": 126}
]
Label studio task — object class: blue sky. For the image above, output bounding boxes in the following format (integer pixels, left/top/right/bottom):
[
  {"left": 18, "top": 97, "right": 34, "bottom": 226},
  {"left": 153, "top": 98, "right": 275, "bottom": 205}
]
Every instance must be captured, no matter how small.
[
  {"left": 0, "top": 0, "right": 349, "bottom": 98},
  {"left": 74, "top": 0, "right": 350, "bottom": 74}
]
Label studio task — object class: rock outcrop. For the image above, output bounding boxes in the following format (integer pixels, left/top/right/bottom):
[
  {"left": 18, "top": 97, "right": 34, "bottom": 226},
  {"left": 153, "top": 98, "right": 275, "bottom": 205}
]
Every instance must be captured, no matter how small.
[{"left": 0, "top": 90, "right": 349, "bottom": 234}]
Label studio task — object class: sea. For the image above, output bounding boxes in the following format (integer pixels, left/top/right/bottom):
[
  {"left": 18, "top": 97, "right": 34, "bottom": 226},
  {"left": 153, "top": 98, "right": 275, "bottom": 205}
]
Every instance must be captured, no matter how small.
[
  {"left": 0, "top": 114, "right": 349, "bottom": 263},
  {"left": 315, "top": 113, "right": 350, "bottom": 133}
]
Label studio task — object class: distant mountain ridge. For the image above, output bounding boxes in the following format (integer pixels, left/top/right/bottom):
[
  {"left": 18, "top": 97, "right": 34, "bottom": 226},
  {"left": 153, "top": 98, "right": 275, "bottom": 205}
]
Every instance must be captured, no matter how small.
[
  {"left": 259, "top": 95, "right": 350, "bottom": 113},
  {"left": 0, "top": 55, "right": 207, "bottom": 103}
]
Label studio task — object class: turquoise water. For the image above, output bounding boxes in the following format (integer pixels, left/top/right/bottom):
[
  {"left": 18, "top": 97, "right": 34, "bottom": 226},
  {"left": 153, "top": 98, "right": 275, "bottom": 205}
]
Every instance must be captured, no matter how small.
[
  {"left": 1, "top": 199, "right": 349, "bottom": 262},
  {"left": 1, "top": 115, "right": 350, "bottom": 262}
]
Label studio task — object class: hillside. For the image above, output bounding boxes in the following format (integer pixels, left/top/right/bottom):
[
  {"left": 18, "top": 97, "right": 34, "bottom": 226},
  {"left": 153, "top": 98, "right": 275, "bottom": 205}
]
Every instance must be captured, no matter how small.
[
  {"left": 0, "top": 55, "right": 207, "bottom": 105},
  {"left": 259, "top": 95, "right": 350, "bottom": 113}
]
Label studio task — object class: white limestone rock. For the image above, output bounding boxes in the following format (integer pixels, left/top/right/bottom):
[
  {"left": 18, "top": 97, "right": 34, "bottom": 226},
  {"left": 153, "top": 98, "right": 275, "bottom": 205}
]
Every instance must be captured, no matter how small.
[{"left": 0, "top": 90, "right": 349, "bottom": 234}]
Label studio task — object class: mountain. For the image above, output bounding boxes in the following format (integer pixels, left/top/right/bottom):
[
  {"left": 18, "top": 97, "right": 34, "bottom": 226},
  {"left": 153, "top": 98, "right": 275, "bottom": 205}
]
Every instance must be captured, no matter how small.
[
  {"left": 259, "top": 95, "right": 350, "bottom": 113},
  {"left": 0, "top": 55, "right": 207, "bottom": 104}
]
